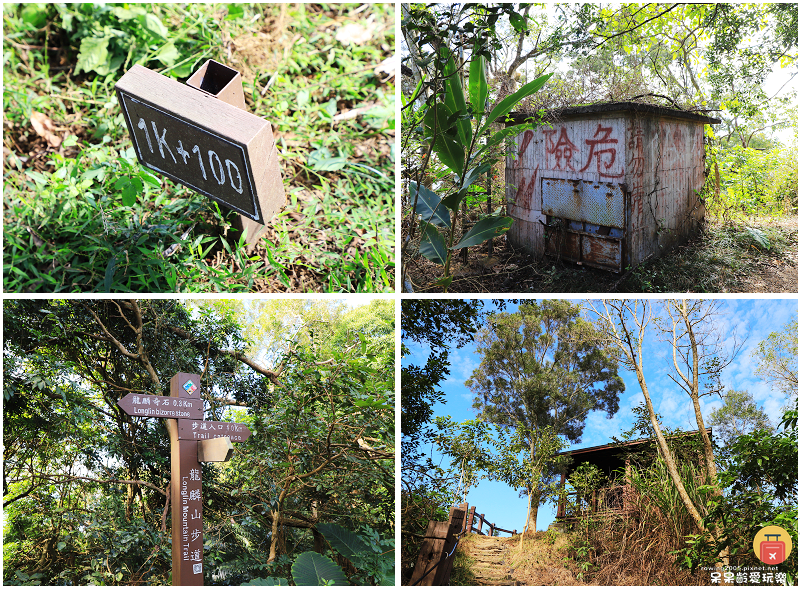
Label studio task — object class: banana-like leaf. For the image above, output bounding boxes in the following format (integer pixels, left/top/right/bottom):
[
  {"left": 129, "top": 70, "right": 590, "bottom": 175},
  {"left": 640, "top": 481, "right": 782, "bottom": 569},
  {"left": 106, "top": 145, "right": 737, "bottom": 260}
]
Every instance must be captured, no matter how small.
[
  {"left": 469, "top": 47, "right": 487, "bottom": 115},
  {"left": 419, "top": 222, "right": 448, "bottom": 266},
  {"left": 442, "top": 162, "right": 493, "bottom": 210},
  {"left": 434, "top": 275, "right": 453, "bottom": 290},
  {"left": 440, "top": 46, "right": 471, "bottom": 149},
  {"left": 451, "top": 216, "right": 514, "bottom": 250},
  {"left": 291, "top": 551, "right": 348, "bottom": 586},
  {"left": 423, "top": 103, "right": 457, "bottom": 136},
  {"left": 477, "top": 73, "right": 552, "bottom": 137},
  {"left": 745, "top": 226, "right": 771, "bottom": 250},
  {"left": 410, "top": 181, "right": 451, "bottom": 228},
  {"left": 242, "top": 577, "right": 289, "bottom": 586},
  {"left": 316, "top": 523, "right": 372, "bottom": 563},
  {"left": 403, "top": 72, "right": 426, "bottom": 107},
  {"left": 423, "top": 103, "right": 464, "bottom": 176}
]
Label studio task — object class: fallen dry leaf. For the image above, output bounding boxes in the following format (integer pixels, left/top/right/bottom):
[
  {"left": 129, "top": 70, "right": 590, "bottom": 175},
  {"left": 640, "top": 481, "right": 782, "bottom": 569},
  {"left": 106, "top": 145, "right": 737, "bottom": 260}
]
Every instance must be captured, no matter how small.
[
  {"left": 335, "top": 22, "right": 375, "bottom": 45},
  {"left": 374, "top": 55, "right": 396, "bottom": 82},
  {"left": 30, "top": 111, "right": 62, "bottom": 148}
]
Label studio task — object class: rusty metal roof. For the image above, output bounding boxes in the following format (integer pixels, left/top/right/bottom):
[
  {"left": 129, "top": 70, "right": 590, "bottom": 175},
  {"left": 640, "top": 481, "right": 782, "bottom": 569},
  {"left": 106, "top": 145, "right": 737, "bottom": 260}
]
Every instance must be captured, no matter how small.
[
  {"left": 557, "top": 427, "right": 713, "bottom": 458},
  {"left": 508, "top": 102, "right": 721, "bottom": 125}
]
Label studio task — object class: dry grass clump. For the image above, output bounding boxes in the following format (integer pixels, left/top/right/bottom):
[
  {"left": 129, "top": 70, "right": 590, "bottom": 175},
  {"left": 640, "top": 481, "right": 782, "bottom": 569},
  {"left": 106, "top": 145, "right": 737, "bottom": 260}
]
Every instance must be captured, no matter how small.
[{"left": 579, "top": 462, "right": 710, "bottom": 585}]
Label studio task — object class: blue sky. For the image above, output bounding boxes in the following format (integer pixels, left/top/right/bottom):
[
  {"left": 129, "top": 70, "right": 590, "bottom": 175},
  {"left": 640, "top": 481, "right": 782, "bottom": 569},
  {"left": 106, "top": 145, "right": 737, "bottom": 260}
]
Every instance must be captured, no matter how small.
[{"left": 403, "top": 298, "right": 798, "bottom": 534}]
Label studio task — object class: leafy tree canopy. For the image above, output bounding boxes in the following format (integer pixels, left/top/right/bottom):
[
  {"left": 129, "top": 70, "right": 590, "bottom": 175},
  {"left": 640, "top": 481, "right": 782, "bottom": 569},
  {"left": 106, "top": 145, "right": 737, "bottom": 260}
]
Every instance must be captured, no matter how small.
[{"left": 3, "top": 299, "right": 394, "bottom": 586}]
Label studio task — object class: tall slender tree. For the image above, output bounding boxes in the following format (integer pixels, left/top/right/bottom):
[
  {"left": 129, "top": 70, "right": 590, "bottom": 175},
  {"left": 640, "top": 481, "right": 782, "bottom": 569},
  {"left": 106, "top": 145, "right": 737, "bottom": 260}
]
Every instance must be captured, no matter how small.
[{"left": 466, "top": 300, "right": 624, "bottom": 530}]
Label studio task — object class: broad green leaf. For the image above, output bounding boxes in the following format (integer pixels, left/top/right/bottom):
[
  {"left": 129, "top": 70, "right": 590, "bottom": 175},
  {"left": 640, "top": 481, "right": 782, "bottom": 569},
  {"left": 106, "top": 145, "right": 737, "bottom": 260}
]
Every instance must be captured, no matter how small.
[
  {"left": 451, "top": 216, "right": 514, "bottom": 250},
  {"left": 139, "top": 13, "right": 168, "bottom": 38},
  {"left": 434, "top": 275, "right": 453, "bottom": 290},
  {"left": 21, "top": 4, "right": 49, "bottom": 28},
  {"left": 440, "top": 47, "right": 471, "bottom": 148},
  {"left": 291, "top": 551, "right": 347, "bottom": 586},
  {"left": 423, "top": 102, "right": 457, "bottom": 136},
  {"left": 423, "top": 102, "right": 464, "bottom": 174},
  {"left": 226, "top": 4, "right": 244, "bottom": 20},
  {"left": 478, "top": 73, "right": 552, "bottom": 137},
  {"left": 103, "top": 256, "right": 117, "bottom": 292},
  {"left": 317, "top": 522, "right": 372, "bottom": 562},
  {"left": 409, "top": 181, "right": 450, "bottom": 228},
  {"left": 75, "top": 36, "right": 110, "bottom": 75},
  {"left": 419, "top": 223, "right": 447, "bottom": 266},
  {"left": 156, "top": 41, "right": 179, "bottom": 67},
  {"left": 442, "top": 162, "right": 492, "bottom": 210},
  {"left": 308, "top": 148, "right": 347, "bottom": 171},
  {"left": 468, "top": 48, "right": 488, "bottom": 115},
  {"left": 112, "top": 6, "right": 146, "bottom": 20},
  {"left": 431, "top": 132, "right": 465, "bottom": 177},
  {"left": 117, "top": 176, "right": 142, "bottom": 207},
  {"left": 509, "top": 11, "right": 527, "bottom": 32},
  {"left": 745, "top": 226, "right": 771, "bottom": 250},
  {"left": 242, "top": 577, "right": 289, "bottom": 586},
  {"left": 138, "top": 169, "right": 161, "bottom": 188}
]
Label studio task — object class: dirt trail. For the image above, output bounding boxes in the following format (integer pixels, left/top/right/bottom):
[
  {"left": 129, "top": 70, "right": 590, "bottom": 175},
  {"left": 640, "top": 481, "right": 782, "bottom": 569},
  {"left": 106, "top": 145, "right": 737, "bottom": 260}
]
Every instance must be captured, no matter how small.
[
  {"left": 464, "top": 535, "right": 519, "bottom": 586},
  {"left": 458, "top": 533, "right": 579, "bottom": 586}
]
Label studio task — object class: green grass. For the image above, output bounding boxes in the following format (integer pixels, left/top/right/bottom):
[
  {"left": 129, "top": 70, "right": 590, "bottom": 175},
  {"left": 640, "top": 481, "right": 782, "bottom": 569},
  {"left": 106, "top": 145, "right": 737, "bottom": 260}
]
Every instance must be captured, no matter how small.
[{"left": 3, "top": 3, "right": 395, "bottom": 292}]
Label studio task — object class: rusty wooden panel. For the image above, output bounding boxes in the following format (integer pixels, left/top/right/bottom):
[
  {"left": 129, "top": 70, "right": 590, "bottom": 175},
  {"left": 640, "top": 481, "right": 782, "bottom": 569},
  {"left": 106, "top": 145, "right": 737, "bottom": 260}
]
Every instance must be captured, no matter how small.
[
  {"left": 115, "top": 65, "right": 285, "bottom": 223},
  {"left": 582, "top": 235, "right": 622, "bottom": 272},
  {"left": 545, "top": 226, "right": 581, "bottom": 262},
  {"left": 542, "top": 179, "right": 625, "bottom": 229}
]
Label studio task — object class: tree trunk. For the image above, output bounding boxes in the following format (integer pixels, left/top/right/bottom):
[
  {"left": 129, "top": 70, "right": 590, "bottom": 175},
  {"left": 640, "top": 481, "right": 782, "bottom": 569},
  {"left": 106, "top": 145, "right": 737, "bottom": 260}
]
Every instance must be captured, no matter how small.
[{"left": 525, "top": 489, "right": 541, "bottom": 532}]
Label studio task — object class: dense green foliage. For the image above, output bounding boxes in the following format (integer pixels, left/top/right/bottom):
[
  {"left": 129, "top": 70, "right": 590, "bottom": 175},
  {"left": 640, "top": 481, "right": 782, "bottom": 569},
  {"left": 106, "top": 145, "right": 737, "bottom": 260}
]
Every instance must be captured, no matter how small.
[
  {"left": 4, "top": 3, "right": 394, "bottom": 293},
  {"left": 400, "top": 299, "right": 486, "bottom": 583},
  {"left": 466, "top": 301, "right": 623, "bottom": 529},
  {"left": 3, "top": 299, "right": 394, "bottom": 585}
]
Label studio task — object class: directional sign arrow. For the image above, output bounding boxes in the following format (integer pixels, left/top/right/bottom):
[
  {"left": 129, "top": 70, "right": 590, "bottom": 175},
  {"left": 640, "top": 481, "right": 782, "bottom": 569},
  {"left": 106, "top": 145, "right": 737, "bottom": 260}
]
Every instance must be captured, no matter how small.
[
  {"left": 117, "top": 393, "right": 204, "bottom": 420},
  {"left": 177, "top": 419, "right": 251, "bottom": 443}
]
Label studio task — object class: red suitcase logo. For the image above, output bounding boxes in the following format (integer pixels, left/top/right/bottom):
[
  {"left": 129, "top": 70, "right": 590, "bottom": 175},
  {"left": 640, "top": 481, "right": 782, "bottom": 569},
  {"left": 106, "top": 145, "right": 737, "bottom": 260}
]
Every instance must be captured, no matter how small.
[{"left": 760, "top": 534, "right": 786, "bottom": 565}]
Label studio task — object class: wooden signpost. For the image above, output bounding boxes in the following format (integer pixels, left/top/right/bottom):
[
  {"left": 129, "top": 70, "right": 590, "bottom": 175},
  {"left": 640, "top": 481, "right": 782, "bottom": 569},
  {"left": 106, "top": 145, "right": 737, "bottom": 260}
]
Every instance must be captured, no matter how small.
[
  {"left": 115, "top": 60, "right": 285, "bottom": 245},
  {"left": 117, "top": 372, "right": 251, "bottom": 585}
]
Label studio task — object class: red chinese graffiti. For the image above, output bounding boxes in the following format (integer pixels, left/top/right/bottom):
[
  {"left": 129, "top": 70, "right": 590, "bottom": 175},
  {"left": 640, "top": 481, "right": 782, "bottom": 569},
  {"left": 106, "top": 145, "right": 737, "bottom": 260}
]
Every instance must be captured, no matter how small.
[
  {"left": 515, "top": 164, "right": 539, "bottom": 210},
  {"left": 519, "top": 130, "right": 534, "bottom": 158},
  {"left": 580, "top": 124, "right": 624, "bottom": 178},
  {"left": 627, "top": 120, "right": 645, "bottom": 221},
  {"left": 543, "top": 127, "right": 578, "bottom": 171}
]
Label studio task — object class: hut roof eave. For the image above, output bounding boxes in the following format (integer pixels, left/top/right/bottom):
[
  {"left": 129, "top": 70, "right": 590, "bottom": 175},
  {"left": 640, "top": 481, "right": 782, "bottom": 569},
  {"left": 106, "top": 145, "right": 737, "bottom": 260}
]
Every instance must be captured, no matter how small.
[{"left": 507, "top": 102, "right": 721, "bottom": 126}]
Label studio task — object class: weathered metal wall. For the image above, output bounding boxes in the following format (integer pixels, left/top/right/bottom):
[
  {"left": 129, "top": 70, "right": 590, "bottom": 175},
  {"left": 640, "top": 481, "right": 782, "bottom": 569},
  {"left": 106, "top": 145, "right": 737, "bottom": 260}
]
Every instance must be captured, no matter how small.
[
  {"left": 506, "top": 106, "right": 711, "bottom": 271},
  {"left": 626, "top": 116, "right": 705, "bottom": 267},
  {"left": 507, "top": 116, "right": 627, "bottom": 260}
]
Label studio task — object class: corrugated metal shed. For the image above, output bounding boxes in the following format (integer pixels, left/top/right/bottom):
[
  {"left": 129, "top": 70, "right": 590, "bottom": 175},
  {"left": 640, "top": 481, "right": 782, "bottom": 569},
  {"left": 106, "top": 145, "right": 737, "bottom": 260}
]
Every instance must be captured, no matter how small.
[{"left": 505, "top": 103, "right": 721, "bottom": 272}]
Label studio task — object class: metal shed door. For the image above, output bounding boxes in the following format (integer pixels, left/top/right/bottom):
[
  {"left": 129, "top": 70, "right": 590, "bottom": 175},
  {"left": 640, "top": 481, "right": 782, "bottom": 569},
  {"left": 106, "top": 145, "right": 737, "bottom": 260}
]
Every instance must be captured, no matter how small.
[{"left": 542, "top": 178, "right": 625, "bottom": 272}]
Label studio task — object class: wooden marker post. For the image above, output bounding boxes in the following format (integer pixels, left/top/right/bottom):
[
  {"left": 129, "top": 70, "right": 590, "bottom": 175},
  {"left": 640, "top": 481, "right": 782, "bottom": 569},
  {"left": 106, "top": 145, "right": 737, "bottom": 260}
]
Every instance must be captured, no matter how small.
[
  {"left": 166, "top": 373, "right": 205, "bottom": 585},
  {"left": 117, "top": 372, "right": 252, "bottom": 585},
  {"left": 115, "top": 61, "right": 285, "bottom": 250}
]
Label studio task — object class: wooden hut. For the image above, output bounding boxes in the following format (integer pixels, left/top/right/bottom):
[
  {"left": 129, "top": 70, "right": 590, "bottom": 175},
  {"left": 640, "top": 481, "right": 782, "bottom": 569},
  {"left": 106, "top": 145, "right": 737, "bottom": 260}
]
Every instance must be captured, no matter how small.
[
  {"left": 505, "top": 103, "right": 721, "bottom": 272},
  {"left": 555, "top": 428, "right": 712, "bottom": 521}
]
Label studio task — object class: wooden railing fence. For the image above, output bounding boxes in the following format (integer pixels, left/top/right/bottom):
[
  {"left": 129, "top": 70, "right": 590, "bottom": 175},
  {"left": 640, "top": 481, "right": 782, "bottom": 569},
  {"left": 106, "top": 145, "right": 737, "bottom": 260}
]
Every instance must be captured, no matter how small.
[{"left": 408, "top": 503, "right": 517, "bottom": 586}]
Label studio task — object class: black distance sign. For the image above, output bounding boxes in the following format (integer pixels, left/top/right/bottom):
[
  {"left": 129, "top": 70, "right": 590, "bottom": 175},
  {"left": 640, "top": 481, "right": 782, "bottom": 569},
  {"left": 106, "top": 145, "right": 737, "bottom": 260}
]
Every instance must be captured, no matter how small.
[
  {"left": 118, "top": 92, "right": 259, "bottom": 220},
  {"left": 115, "top": 66, "right": 283, "bottom": 223}
]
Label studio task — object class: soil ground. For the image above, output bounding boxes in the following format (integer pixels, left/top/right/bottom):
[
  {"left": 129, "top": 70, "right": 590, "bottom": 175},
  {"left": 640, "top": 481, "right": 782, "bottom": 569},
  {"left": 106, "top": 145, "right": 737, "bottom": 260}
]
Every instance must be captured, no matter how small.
[
  {"left": 404, "top": 216, "right": 798, "bottom": 293},
  {"left": 453, "top": 532, "right": 580, "bottom": 586}
]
